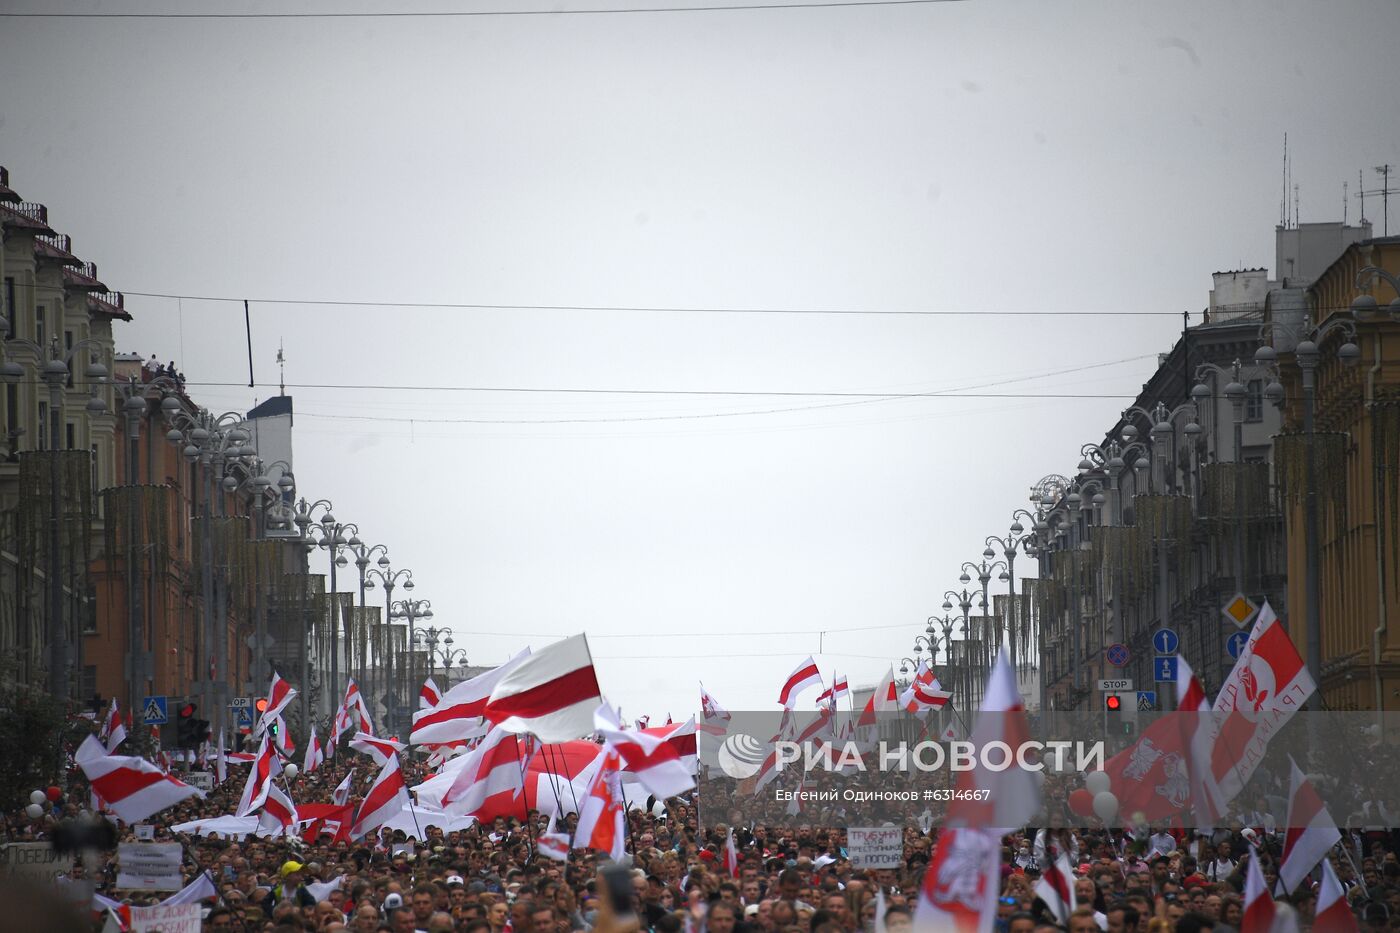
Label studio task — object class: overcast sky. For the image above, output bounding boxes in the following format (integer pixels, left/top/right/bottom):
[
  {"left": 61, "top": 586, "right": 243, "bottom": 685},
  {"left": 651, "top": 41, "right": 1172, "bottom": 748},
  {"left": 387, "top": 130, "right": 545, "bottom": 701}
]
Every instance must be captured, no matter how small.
[{"left": 3, "top": 0, "right": 1398, "bottom": 719}]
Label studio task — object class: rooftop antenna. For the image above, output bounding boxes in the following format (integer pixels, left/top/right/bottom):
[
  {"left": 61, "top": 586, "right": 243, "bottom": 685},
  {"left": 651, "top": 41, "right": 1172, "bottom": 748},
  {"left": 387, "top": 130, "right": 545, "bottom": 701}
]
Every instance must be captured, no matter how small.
[
  {"left": 1358, "top": 164, "right": 1397, "bottom": 237},
  {"left": 277, "top": 339, "right": 286, "bottom": 396},
  {"left": 1293, "top": 183, "right": 1300, "bottom": 229},
  {"left": 1280, "top": 133, "right": 1288, "bottom": 227},
  {"left": 1343, "top": 181, "right": 1348, "bottom": 226},
  {"left": 1360, "top": 169, "right": 1366, "bottom": 225}
]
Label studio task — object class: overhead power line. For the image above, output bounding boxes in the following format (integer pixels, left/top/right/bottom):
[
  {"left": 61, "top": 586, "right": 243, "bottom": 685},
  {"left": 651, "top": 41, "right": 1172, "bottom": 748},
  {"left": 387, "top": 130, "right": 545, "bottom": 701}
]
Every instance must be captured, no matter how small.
[
  {"left": 118, "top": 289, "right": 1182, "bottom": 317},
  {"left": 0, "top": 0, "right": 966, "bottom": 18}
]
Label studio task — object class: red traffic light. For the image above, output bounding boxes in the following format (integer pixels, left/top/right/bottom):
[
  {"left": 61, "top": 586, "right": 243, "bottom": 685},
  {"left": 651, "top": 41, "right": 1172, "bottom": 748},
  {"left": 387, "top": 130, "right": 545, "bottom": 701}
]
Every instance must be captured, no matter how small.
[
  {"left": 1105, "top": 694, "right": 1122, "bottom": 711},
  {"left": 178, "top": 703, "right": 196, "bottom": 718},
  {"left": 255, "top": 698, "right": 269, "bottom": 713}
]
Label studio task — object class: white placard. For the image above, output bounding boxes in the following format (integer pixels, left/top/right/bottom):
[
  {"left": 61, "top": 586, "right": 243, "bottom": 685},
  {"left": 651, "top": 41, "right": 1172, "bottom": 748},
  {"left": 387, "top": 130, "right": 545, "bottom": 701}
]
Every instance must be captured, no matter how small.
[
  {"left": 847, "top": 826, "right": 903, "bottom": 869},
  {"left": 130, "top": 902, "right": 202, "bottom": 933},
  {"left": 116, "top": 842, "right": 184, "bottom": 891},
  {"left": 134, "top": 824, "right": 155, "bottom": 841},
  {"left": 0, "top": 842, "right": 67, "bottom": 884},
  {"left": 1096, "top": 678, "right": 1134, "bottom": 691},
  {"left": 185, "top": 772, "right": 213, "bottom": 792}
]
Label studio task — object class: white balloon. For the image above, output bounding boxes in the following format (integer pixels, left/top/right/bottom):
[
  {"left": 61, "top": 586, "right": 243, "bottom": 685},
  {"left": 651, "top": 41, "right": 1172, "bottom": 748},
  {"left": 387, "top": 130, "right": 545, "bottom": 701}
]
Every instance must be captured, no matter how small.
[
  {"left": 25, "top": 803, "right": 44, "bottom": 819},
  {"left": 29, "top": 790, "right": 46, "bottom": 805},
  {"left": 1084, "top": 771, "right": 1111, "bottom": 796},
  {"left": 1092, "top": 790, "right": 1119, "bottom": 822},
  {"left": 283, "top": 764, "right": 299, "bottom": 780}
]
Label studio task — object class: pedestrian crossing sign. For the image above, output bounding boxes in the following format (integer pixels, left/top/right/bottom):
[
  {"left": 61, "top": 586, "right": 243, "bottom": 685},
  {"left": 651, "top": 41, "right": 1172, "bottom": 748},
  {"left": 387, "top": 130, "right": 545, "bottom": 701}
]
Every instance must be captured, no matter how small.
[{"left": 142, "top": 695, "right": 168, "bottom": 725}]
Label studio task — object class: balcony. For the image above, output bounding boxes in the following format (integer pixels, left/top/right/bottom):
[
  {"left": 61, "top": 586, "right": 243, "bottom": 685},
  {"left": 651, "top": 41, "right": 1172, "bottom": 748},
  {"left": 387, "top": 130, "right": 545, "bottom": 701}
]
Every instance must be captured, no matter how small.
[
  {"left": 16, "top": 202, "right": 47, "bottom": 224},
  {"left": 0, "top": 167, "right": 17, "bottom": 204},
  {"left": 87, "top": 290, "right": 133, "bottom": 322},
  {"left": 64, "top": 261, "right": 106, "bottom": 291},
  {"left": 36, "top": 232, "right": 80, "bottom": 265}
]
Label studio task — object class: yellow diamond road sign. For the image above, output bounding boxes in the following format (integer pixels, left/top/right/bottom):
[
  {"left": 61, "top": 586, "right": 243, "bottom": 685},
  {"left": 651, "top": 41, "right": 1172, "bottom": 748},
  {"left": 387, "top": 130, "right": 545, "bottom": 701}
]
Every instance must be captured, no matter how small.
[{"left": 1223, "top": 593, "right": 1258, "bottom": 628}]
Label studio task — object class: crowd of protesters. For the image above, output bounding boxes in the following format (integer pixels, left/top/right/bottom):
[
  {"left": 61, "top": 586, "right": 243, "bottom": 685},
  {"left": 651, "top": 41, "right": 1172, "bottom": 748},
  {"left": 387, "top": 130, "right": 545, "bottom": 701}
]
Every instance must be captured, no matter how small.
[{"left": 5, "top": 729, "right": 1400, "bottom": 933}]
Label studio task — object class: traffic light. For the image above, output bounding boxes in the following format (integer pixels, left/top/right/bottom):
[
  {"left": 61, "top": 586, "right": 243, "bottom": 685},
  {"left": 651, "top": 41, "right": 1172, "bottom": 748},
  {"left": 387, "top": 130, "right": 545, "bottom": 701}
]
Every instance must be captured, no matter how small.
[
  {"left": 1105, "top": 694, "right": 1122, "bottom": 711},
  {"left": 175, "top": 702, "right": 209, "bottom": 749},
  {"left": 255, "top": 697, "right": 269, "bottom": 715}
]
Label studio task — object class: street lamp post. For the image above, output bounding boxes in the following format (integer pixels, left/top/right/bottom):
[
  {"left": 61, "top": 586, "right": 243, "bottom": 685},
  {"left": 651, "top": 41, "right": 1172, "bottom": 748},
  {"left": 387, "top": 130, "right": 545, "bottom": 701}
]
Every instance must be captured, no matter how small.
[
  {"left": 1258, "top": 314, "right": 1361, "bottom": 708},
  {"left": 365, "top": 565, "right": 413, "bottom": 735},
  {"left": 291, "top": 497, "right": 334, "bottom": 729},
  {"left": 308, "top": 514, "right": 361, "bottom": 718},
  {"left": 390, "top": 598, "right": 433, "bottom": 732},
  {"left": 942, "top": 587, "right": 975, "bottom": 705},
  {"left": 342, "top": 542, "right": 390, "bottom": 697},
  {"left": 415, "top": 626, "right": 469, "bottom": 684},
  {"left": 0, "top": 329, "right": 109, "bottom": 703},
  {"left": 988, "top": 516, "right": 1037, "bottom": 672}
]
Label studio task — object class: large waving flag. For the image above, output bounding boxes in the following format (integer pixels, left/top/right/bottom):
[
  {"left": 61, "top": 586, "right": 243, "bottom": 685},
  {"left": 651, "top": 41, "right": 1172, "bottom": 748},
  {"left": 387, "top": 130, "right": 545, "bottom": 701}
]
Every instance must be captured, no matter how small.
[
  {"left": 857, "top": 667, "right": 898, "bottom": 728},
  {"left": 332, "top": 769, "right": 356, "bottom": 806},
  {"left": 595, "top": 705, "right": 695, "bottom": 799},
  {"left": 351, "top": 754, "right": 410, "bottom": 840},
  {"left": 484, "top": 635, "right": 602, "bottom": 742},
  {"left": 415, "top": 723, "right": 529, "bottom": 820},
  {"left": 946, "top": 648, "right": 1040, "bottom": 831},
  {"left": 777, "top": 657, "right": 822, "bottom": 709},
  {"left": 420, "top": 677, "right": 442, "bottom": 710},
  {"left": 349, "top": 732, "right": 406, "bottom": 767},
  {"left": 75, "top": 736, "right": 204, "bottom": 824},
  {"left": 303, "top": 727, "right": 324, "bottom": 775},
  {"left": 900, "top": 660, "right": 952, "bottom": 713},
  {"left": 1314, "top": 859, "right": 1358, "bottom": 933},
  {"left": 915, "top": 827, "right": 1001, "bottom": 933},
  {"left": 573, "top": 747, "right": 626, "bottom": 861},
  {"left": 1211, "top": 601, "right": 1315, "bottom": 803},
  {"left": 258, "top": 782, "right": 298, "bottom": 837},
  {"left": 1243, "top": 852, "right": 1278, "bottom": 932},
  {"left": 413, "top": 649, "right": 530, "bottom": 746},
  {"left": 254, "top": 672, "right": 297, "bottom": 738},
  {"left": 1279, "top": 757, "right": 1341, "bottom": 894},
  {"left": 640, "top": 717, "right": 697, "bottom": 776}
]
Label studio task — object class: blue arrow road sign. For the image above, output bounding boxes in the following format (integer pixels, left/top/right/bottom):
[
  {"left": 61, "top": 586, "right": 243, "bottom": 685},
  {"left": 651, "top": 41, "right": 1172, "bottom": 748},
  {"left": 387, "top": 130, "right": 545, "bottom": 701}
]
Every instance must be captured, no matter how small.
[
  {"left": 1152, "top": 628, "right": 1180, "bottom": 655},
  {"left": 142, "top": 695, "right": 168, "bottom": 725},
  {"left": 1227, "top": 631, "right": 1250, "bottom": 660},
  {"left": 1136, "top": 691, "right": 1157, "bottom": 710},
  {"left": 1154, "top": 656, "right": 1178, "bottom": 683}
]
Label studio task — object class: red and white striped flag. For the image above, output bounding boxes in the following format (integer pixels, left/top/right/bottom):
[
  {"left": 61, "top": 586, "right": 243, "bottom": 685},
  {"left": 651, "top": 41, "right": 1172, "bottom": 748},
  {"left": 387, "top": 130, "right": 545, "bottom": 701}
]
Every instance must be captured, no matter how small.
[
  {"left": 1279, "top": 757, "right": 1341, "bottom": 894},
  {"left": 640, "top": 717, "right": 698, "bottom": 776},
  {"left": 946, "top": 648, "right": 1040, "bottom": 831},
  {"left": 1033, "top": 851, "right": 1076, "bottom": 925},
  {"left": 74, "top": 736, "right": 204, "bottom": 824},
  {"left": 303, "top": 727, "right": 324, "bottom": 775},
  {"left": 777, "top": 656, "right": 822, "bottom": 709},
  {"left": 258, "top": 782, "right": 298, "bottom": 837},
  {"left": 900, "top": 660, "right": 952, "bottom": 712},
  {"left": 1243, "top": 852, "right": 1278, "bottom": 932},
  {"left": 420, "top": 677, "right": 441, "bottom": 710},
  {"left": 349, "top": 732, "right": 406, "bottom": 767},
  {"left": 858, "top": 667, "right": 898, "bottom": 728},
  {"left": 236, "top": 735, "right": 281, "bottom": 817},
  {"left": 273, "top": 715, "right": 295, "bottom": 755},
  {"left": 101, "top": 699, "right": 127, "bottom": 753},
  {"left": 915, "top": 827, "right": 1001, "bottom": 933},
  {"left": 415, "top": 724, "right": 528, "bottom": 820},
  {"left": 214, "top": 731, "right": 227, "bottom": 785},
  {"left": 573, "top": 747, "right": 626, "bottom": 861},
  {"left": 538, "top": 831, "right": 571, "bottom": 862},
  {"left": 1211, "top": 601, "right": 1316, "bottom": 803},
  {"left": 254, "top": 673, "right": 297, "bottom": 737},
  {"left": 351, "top": 753, "right": 410, "bottom": 840},
  {"left": 332, "top": 769, "right": 356, "bottom": 807},
  {"left": 1313, "top": 859, "right": 1358, "bottom": 933},
  {"left": 484, "top": 636, "right": 602, "bottom": 742},
  {"left": 595, "top": 705, "right": 695, "bottom": 799},
  {"left": 723, "top": 826, "right": 740, "bottom": 879},
  {"left": 341, "top": 678, "right": 374, "bottom": 736},
  {"left": 413, "top": 649, "right": 530, "bottom": 745}
]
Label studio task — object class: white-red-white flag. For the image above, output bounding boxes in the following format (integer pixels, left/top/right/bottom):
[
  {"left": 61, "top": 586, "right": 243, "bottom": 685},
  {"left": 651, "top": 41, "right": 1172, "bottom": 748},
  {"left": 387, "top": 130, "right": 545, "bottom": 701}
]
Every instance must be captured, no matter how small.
[
  {"left": 214, "top": 731, "right": 227, "bottom": 786},
  {"left": 915, "top": 827, "right": 1001, "bottom": 933},
  {"left": 235, "top": 735, "right": 281, "bottom": 817},
  {"left": 273, "top": 715, "right": 295, "bottom": 755},
  {"left": 1033, "top": 851, "right": 1076, "bottom": 925},
  {"left": 858, "top": 667, "right": 898, "bottom": 728},
  {"left": 573, "top": 747, "right": 626, "bottom": 861},
  {"left": 900, "top": 660, "right": 952, "bottom": 712},
  {"left": 640, "top": 717, "right": 698, "bottom": 776},
  {"left": 1279, "top": 757, "right": 1341, "bottom": 894},
  {"left": 595, "top": 705, "right": 695, "bottom": 799},
  {"left": 946, "top": 648, "right": 1040, "bottom": 831},
  {"left": 350, "top": 753, "right": 409, "bottom": 840},
  {"left": 1243, "top": 852, "right": 1278, "bottom": 932},
  {"left": 1313, "top": 859, "right": 1358, "bottom": 933},
  {"left": 332, "top": 769, "right": 355, "bottom": 807},
  {"left": 415, "top": 724, "right": 529, "bottom": 821},
  {"left": 777, "top": 656, "right": 822, "bottom": 709},
  {"left": 74, "top": 736, "right": 203, "bottom": 824},
  {"left": 341, "top": 678, "right": 374, "bottom": 736},
  {"left": 254, "top": 672, "right": 296, "bottom": 737},
  {"left": 538, "top": 831, "right": 571, "bottom": 862},
  {"left": 101, "top": 699, "right": 127, "bottom": 753},
  {"left": 303, "top": 727, "right": 324, "bottom": 775},
  {"left": 484, "top": 636, "right": 602, "bottom": 742},
  {"left": 1211, "top": 601, "right": 1316, "bottom": 803},
  {"left": 413, "top": 649, "right": 530, "bottom": 745},
  {"left": 349, "top": 732, "right": 406, "bottom": 767},
  {"left": 723, "top": 826, "right": 740, "bottom": 879},
  {"left": 420, "top": 677, "right": 441, "bottom": 710},
  {"left": 258, "top": 781, "right": 298, "bottom": 837}
]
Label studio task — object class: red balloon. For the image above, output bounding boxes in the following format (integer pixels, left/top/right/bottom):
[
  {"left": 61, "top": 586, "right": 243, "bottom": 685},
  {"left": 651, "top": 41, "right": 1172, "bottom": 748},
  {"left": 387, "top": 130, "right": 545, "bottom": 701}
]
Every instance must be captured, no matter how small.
[
  {"left": 46, "top": 786, "right": 62, "bottom": 802},
  {"left": 1068, "top": 788, "right": 1094, "bottom": 817}
]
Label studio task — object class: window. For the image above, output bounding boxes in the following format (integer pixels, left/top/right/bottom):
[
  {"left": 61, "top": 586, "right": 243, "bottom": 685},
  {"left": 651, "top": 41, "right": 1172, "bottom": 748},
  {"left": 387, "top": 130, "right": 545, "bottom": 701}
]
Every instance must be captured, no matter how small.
[
  {"left": 82, "top": 665, "right": 97, "bottom": 700},
  {"left": 2, "top": 277, "right": 14, "bottom": 338},
  {"left": 35, "top": 305, "right": 45, "bottom": 347},
  {"left": 64, "top": 332, "right": 73, "bottom": 387},
  {"left": 37, "top": 401, "right": 47, "bottom": 449},
  {"left": 65, "top": 422, "right": 75, "bottom": 450},
  {"left": 91, "top": 444, "right": 100, "bottom": 496},
  {"left": 4, "top": 384, "right": 17, "bottom": 454},
  {"left": 85, "top": 584, "right": 98, "bottom": 635},
  {"left": 1245, "top": 380, "right": 1263, "bottom": 423}
]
